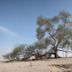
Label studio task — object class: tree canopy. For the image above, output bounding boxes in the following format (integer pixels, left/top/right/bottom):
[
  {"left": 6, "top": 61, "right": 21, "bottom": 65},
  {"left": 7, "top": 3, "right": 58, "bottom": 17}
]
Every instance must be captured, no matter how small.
[
  {"left": 11, "top": 44, "right": 26, "bottom": 57},
  {"left": 36, "top": 11, "right": 72, "bottom": 58}
]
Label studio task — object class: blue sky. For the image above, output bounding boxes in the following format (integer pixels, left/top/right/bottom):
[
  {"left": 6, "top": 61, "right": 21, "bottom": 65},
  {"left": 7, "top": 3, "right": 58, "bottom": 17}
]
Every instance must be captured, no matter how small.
[{"left": 0, "top": 0, "right": 72, "bottom": 55}]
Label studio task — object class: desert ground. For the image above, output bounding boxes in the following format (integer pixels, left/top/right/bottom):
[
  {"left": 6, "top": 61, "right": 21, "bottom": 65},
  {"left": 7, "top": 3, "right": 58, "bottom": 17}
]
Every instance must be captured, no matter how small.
[{"left": 0, "top": 58, "right": 72, "bottom": 72}]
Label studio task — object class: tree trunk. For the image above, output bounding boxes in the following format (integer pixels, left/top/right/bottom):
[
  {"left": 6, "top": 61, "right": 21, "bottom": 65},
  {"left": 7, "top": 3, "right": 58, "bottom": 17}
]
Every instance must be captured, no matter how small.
[
  {"left": 55, "top": 52, "right": 57, "bottom": 58},
  {"left": 54, "top": 47, "right": 57, "bottom": 58}
]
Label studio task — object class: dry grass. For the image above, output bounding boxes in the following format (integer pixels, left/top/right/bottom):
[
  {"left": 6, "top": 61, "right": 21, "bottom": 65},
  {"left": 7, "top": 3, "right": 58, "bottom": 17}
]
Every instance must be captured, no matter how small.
[{"left": 0, "top": 58, "right": 72, "bottom": 72}]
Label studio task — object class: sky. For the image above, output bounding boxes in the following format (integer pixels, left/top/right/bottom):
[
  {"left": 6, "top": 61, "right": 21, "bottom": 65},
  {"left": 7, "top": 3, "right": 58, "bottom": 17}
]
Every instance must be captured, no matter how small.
[{"left": 0, "top": 0, "right": 72, "bottom": 55}]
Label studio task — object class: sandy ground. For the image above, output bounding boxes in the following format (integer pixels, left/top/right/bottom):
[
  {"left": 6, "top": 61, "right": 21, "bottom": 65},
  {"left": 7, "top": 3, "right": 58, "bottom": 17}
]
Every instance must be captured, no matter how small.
[{"left": 0, "top": 58, "right": 72, "bottom": 72}]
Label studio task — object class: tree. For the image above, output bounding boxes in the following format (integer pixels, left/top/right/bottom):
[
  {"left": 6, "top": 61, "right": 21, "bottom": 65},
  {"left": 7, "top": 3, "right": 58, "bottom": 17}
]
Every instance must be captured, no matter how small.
[
  {"left": 10, "top": 44, "right": 26, "bottom": 59},
  {"left": 3, "top": 53, "right": 12, "bottom": 60},
  {"left": 33, "top": 41, "right": 49, "bottom": 60},
  {"left": 36, "top": 11, "right": 72, "bottom": 58},
  {"left": 4, "top": 44, "right": 36, "bottom": 61},
  {"left": 26, "top": 45, "right": 35, "bottom": 55}
]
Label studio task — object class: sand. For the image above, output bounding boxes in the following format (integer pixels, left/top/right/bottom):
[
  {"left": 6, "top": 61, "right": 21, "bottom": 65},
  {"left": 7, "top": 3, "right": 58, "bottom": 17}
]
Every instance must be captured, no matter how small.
[{"left": 0, "top": 58, "right": 72, "bottom": 72}]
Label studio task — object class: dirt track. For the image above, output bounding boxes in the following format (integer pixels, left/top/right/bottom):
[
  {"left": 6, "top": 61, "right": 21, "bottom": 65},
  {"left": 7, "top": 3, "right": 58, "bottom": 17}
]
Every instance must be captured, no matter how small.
[{"left": 0, "top": 58, "right": 72, "bottom": 72}]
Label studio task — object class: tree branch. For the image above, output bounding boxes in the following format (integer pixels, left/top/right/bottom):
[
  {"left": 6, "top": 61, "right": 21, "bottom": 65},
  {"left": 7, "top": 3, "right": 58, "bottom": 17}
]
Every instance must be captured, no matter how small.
[{"left": 49, "top": 32, "right": 56, "bottom": 45}]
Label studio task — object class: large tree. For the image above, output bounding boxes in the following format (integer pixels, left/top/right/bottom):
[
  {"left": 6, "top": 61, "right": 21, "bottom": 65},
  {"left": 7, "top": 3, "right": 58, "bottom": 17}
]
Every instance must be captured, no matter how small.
[{"left": 36, "top": 11, "right": 72, "bottom": 58}]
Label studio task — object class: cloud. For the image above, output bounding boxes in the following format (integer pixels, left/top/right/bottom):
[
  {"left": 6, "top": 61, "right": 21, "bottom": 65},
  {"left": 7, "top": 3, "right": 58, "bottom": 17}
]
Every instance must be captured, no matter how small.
[{"left": 0, "top": 26, "right": 19, "bottom": 36}]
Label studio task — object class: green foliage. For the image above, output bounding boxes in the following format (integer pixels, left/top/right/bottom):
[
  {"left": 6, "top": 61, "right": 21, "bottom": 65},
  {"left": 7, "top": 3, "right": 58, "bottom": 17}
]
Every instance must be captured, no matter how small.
[
  {"left": 3, "top": 53, "right": 11, "bottom": 60},
  {"left": 34, "top": 39, "right": 48, "bottom": 49},
  {"left": 25, "top": 45, "right": 35, "bottom": 55},
  {"left": 59, "top": 11, "right": 71, "bottom": 23},
  {"left": 36, "top": 27, "right": 45, "bottom": 40},
  {"left": 10, "top": 44, "right": 26, "bottom": 58},
  {"left": 37, "top": 16, "right": 45, "bottom": 26},
  {"left": 36, "top": 11, "right": 72, "bottom": 58}
]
